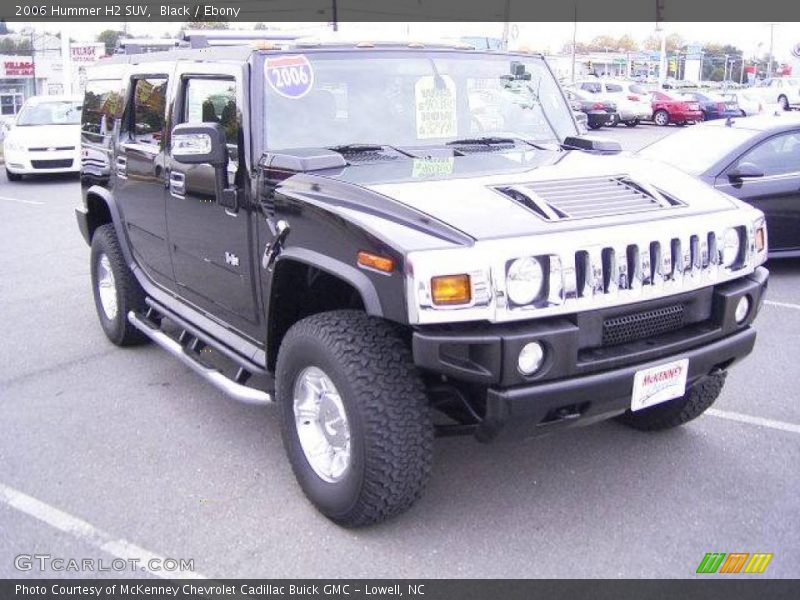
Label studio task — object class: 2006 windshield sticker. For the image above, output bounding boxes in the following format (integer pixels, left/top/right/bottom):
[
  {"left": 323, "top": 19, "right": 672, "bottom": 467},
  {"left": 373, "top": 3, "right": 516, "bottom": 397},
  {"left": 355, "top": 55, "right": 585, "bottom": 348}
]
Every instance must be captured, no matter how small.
[{"left": 265, "top": 55, "right": 314, "bottom": 99}]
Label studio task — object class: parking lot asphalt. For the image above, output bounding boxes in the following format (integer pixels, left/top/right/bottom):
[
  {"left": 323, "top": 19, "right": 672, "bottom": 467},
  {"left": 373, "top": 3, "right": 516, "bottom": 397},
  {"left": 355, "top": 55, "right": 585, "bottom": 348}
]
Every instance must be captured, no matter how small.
[{"left": 1, "top": 125, "right": 798, "bottom": 579}]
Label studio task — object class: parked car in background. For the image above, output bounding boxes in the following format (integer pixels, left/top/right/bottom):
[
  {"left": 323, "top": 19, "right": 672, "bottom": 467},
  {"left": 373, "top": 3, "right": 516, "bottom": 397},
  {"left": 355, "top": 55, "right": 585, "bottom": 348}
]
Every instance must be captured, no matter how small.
[
  {"left": 647, "top": 90, "right": 703, "bottom": 126},
  {"left": 638, "top": 113, "right": 800, "bottom": 257},
  {"left": 679, "top": 91, "right": 740, "bottom": 121},
  {"left": 751, "top": 77, "right": 800, "bottom": 111},
  {"left": 2, "top": 95, "right": 82, "bottom": 181},
  {"left": 725, "top": 91, "right": 782, "bottom": 117},
  {"left": 574, "top": 79, "right": 651, "bottom": 126},
  {"left": 563, "top": 88, "right": 617, "bottom": 129}
]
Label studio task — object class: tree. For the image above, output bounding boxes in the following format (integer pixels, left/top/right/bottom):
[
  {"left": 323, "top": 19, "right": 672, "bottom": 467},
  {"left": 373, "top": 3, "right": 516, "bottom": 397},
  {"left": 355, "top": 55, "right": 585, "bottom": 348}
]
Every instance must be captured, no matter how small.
[
  {"left": 96, "top": 29, "right": 123, "bottom": 55},
  {"left": 0, "top": 37, "right": 32, "bottom": 54},
  {"left": 643, "top": 33, "right": 684, "bottom": 53}
]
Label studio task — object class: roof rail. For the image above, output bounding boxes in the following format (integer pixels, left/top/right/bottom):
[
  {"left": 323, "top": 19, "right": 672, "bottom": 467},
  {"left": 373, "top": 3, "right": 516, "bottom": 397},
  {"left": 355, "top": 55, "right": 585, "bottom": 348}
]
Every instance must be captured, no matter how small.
[
  {"left": 115, "top": 38, "right": 188, "bottom": 55},
  {"left": 178, "top": 29, "right": 300, "bottom": 48}
]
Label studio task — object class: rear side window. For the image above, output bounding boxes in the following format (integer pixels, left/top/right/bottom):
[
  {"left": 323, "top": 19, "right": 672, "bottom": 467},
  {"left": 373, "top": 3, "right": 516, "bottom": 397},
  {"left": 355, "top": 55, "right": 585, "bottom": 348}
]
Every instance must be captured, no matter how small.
[
  {"left": 629, "top": 84, "right": 647, "bottom": 95},
  {"left": 580, "top": 82, "right": 601, "bottom": 93},
  {"left": 82, "top": 80, "right": 122, "bottom": 137},
  {"left": 605, "top": 83, "right": 623, "bottom": 93},
  {"left": 132, "top": 77, "right": 168, "bottom": 146}
]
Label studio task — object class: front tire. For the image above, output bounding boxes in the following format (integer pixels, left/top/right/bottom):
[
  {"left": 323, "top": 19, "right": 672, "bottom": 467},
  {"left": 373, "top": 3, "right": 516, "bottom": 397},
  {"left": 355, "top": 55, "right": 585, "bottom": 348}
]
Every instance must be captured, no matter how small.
[
  {"left": 778, "top": 95, "right": 789, "bottom": 111},
  {"left": 276, "top": 310, "right": 433, "bottom": 527},
  {"left": 653, "top": 109, "right": 670, "bottom": 126},
  {"left": 90, "top": 224, "right": 148, "bottom": 346},
  {"left": 616, "top": 372, "right": 726, "bottom": 432}
]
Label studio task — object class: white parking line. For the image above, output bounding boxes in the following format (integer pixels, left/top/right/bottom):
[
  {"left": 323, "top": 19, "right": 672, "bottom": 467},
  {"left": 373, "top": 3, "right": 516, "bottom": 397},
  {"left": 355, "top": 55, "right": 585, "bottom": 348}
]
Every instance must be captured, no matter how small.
[
  {"left": 765, "top": 300, "right": 800, "bottom": 311},
  {"left": 707, "top": 408, "right": 800, "bottom": 435},
  {"left": 0, "top": 195, "right": 44, "bottom": 206},
  {"left": 0, "top": 482, "right": 207, "bottom": 579}
]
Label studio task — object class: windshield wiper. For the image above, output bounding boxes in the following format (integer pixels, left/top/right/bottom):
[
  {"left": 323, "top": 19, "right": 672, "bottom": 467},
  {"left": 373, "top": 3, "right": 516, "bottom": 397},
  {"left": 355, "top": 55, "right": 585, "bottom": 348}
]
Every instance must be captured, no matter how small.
[{"left": 446, "top": 136, "right": 550, "bottom": 150}]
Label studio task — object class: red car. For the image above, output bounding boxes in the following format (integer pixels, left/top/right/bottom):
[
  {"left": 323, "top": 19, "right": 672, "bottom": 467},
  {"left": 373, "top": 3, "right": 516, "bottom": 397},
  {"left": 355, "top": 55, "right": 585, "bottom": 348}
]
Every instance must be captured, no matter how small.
[{"left": 649, "top": 90, "right": 703, "bottom": 126}]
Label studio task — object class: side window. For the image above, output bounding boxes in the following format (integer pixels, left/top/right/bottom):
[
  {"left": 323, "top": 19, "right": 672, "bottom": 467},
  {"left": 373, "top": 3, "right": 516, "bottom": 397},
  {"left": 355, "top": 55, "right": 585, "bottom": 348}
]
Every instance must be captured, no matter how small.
[
  {"left": 131, "top": 77, "right": 168, "bottom": 146},
  {"left": 734, "top": 132, "right": 800, "bottom": 177},
  {"left": 605, "top": 83, "right": 623, "bottom": 93},
  {"left": 82, "top": 80, "right": 123, "bottom": 138},
  {"left": 581, "top": 82, "right": 601, "bottom": 93},
  {"left": 182, "top": 78, "right": 240, "bottom": 164}
]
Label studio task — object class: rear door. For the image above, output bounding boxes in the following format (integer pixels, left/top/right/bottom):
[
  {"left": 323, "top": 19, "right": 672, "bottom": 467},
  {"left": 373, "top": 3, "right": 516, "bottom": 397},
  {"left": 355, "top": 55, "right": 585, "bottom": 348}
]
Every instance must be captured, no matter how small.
[
  {"left": 114, "top": 71, "right": 173, "bottom": 286},
  {"left": 715, "top": 129, "right": 800, "bottom": 253},
  {"left": 164, "top": 63, "right": 260, "bottom": 335}
]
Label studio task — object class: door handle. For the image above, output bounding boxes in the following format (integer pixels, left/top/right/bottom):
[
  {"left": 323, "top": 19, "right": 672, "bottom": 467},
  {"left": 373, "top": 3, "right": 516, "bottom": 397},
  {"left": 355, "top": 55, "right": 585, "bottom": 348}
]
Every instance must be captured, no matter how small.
[
  {"left": 115, "top": 156, "right": 127, "bottom": 179},
  {"left": 169, "top": 171, "right": 186, "bottom": 198}
]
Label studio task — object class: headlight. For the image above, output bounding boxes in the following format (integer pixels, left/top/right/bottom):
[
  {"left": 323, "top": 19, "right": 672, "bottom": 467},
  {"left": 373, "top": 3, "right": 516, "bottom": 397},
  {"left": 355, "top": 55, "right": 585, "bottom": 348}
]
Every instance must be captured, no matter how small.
[
  {"left": 507, "top": 257, "right": 544, "bottom": 305},
  {"left": 3, "top": 137, "right": 22, "bottom": 152},
  {"left": 722, "top": 228, "right": 741, "bottom": 267}
]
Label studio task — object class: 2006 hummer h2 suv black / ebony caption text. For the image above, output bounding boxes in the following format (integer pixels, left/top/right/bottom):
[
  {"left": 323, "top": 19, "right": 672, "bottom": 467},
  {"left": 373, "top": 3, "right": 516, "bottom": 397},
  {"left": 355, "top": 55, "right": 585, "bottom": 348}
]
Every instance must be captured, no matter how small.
[{"left": 76, "top": 32, "right": 769, "bottom": 527}]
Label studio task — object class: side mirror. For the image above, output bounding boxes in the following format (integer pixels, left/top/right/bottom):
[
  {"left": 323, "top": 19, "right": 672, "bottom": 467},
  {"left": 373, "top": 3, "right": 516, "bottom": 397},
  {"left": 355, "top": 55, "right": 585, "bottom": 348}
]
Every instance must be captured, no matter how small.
[
  {"left": 728, "top": 161, "right": 765, "bottom": 180},
  {"left": 171, "top": 122, "right": 227, "bottom": 166},
  {"left": 171, "top": 122, "right": 238, "bottom": 212}
]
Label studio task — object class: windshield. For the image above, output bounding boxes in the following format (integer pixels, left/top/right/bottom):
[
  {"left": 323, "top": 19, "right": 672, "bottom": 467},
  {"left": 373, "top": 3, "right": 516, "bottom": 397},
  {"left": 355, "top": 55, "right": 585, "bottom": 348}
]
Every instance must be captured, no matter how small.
[
  {"left": 263, "top": 52, "right": 577, "bottom": 151},
  {"left": 638, "top": 126, "right": 756, "bottom": 175},
  {"left": 17, "top": 101, "right": 82, "bottom": 126}
]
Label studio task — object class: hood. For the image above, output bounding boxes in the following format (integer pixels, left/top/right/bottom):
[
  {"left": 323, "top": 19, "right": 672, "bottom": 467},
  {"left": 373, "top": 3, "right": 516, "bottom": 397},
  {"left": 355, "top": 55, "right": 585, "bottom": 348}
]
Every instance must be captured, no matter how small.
[
  {"left": 7, "top": 124, "right": 79, "bottom": 149},
  {"left": 325, "top": 149, "right": 738, "bottom": 241}
]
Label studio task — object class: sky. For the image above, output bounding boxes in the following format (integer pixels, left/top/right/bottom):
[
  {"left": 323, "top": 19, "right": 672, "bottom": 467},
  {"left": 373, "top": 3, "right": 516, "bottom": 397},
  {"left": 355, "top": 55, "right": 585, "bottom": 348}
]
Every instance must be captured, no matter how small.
[{"left": 13, "top": 21, "right": 800, "bottom": 62}]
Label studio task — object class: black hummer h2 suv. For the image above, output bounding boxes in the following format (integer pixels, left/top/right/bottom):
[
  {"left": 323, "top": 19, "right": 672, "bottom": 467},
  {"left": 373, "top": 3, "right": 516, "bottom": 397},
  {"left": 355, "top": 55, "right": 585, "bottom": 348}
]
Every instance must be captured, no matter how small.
[{"left": 76, "top": 39, "right": 769, "bottom": 527}]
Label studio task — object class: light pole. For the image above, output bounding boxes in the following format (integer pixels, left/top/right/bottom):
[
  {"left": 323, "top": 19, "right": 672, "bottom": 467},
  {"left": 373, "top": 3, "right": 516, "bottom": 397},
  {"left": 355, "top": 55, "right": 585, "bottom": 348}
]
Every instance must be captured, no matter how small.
[
  {"left": 657, "top": 26, "right": 667, "bottom": 89},
  {"left": 767, "top": 23, "right": 775, "bottom": 78}
]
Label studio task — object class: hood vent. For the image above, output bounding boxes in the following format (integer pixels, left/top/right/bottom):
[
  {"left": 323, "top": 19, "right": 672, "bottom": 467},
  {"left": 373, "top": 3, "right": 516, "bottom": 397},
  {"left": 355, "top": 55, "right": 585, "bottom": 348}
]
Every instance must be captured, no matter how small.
[{"left": 494, "top": 175, "right": 684, "bottom": 221}]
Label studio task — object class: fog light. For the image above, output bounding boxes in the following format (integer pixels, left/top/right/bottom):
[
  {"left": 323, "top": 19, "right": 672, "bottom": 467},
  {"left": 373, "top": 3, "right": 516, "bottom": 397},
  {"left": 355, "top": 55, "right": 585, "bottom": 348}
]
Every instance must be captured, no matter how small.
[
  {"left": 518, "top": 342, "right": 545, "bottom": 375},
  {"left": 735, "top": 296, "right": 750, "bottom": 324}
]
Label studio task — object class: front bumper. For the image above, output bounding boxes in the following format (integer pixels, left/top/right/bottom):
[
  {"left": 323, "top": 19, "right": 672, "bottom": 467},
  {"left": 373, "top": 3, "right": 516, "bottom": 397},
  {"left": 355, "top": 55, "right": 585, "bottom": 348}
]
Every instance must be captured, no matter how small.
[
  {"left": 4, "top": 149, "right": 80, "bottom": 174},
  {"left": 413, "top": 268, "right": 768, "bottom": 439}
]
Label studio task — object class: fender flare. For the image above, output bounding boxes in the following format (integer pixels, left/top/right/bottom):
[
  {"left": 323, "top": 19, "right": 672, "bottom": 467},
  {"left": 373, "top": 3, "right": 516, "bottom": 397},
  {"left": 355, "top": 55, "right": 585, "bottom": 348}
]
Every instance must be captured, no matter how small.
[
  {"left": 84, "top": 185, "right": 136, "bottom": 268},
  {"left": 274, "top": 247, "right": 384, "bottom": 317}
]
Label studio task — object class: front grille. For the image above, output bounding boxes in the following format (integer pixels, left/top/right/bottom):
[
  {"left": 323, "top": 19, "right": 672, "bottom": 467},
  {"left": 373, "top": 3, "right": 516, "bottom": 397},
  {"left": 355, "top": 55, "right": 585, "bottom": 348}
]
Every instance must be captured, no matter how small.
[
  {"left": 29, "top": 146, "right": 75, "bottom": 152},
  {"left": 31, "top": 159, "right": 74, "bottom": 169},
  {"left": 494, "top": 175, "right": 684, "bottom": 221},
  {"left": 602, "top": 304, "right": 685, "bottom": 347}
]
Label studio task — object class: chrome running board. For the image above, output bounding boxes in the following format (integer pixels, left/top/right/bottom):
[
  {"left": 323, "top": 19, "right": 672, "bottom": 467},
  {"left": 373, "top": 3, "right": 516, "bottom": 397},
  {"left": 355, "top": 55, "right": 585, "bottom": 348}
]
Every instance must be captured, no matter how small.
[{"left": 128, "top": 311, "right": 272, "bottom": 405}]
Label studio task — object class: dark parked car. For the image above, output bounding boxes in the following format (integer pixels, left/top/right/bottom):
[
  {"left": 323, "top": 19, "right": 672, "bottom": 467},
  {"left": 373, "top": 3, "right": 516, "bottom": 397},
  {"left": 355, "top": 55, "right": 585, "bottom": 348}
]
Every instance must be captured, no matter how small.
[
  {"left": 639, "top": 113, "right": 800, "bottom": 257},
  {"left": 564, "top": 88, "right": 617, "bottom": 129},
  {"left": 679, "top": 91, "right": 740, "bottom": 121},
  {"left": 648, "top": 90, "right": 703, "bottom": 126}
]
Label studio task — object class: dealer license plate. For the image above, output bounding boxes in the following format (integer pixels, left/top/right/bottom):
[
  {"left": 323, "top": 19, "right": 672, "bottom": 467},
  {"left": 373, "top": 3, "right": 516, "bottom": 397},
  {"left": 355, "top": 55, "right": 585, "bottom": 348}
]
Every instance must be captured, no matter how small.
[{"left": 631, "top": 358, "right": 689, "bottom": 412}]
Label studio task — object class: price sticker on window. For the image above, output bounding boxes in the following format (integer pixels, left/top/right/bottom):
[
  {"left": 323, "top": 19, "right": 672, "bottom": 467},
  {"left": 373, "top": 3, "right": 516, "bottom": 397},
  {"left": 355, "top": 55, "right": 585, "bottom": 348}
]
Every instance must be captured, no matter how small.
[{"left": 265, "top": 55, "right": 314, "bottom": 99}]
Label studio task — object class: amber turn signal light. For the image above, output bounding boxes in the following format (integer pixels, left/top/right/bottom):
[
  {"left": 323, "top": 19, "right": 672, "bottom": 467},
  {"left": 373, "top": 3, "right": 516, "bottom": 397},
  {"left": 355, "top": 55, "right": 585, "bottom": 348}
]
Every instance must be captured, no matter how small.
[
  {"left": 755, "top": 226, "right": 766, "bottom": 253},
  {"left": 431, "top": 274, "right": 471, "bottom": 305},
  {"left": 357, "top": 251, "right": 395, "bottom": 273}
]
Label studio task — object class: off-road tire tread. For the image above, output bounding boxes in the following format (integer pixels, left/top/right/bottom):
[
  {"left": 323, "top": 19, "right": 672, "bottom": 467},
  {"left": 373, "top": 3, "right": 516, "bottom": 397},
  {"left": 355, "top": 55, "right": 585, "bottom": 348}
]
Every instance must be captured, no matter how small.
[
  {"left": 277, "top": 310, "right": 433, "bottom": 527},
  {"left": 91, "top": 224, "right": 148, "bottom": 346},
  {"left": 616, "top": 372, "right": 726, "bottom": 431}
]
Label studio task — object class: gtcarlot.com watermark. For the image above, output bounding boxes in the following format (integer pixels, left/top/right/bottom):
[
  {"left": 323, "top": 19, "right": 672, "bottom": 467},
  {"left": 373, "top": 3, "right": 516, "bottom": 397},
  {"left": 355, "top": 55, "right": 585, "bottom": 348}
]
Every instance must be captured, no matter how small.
[{"left": 14, "top": 553, "right": 194, "bottom": 573}]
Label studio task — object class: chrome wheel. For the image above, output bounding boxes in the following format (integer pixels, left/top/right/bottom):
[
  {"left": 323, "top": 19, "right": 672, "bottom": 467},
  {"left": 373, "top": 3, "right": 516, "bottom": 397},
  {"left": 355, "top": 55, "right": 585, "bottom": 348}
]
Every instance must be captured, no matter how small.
[
  {"left": 293, "top": 366, "right": 351, "bottom": 483},
  {"left": 96, "top": 253, "right": 118, "bottom": 320},
  {"left": 654, "top": 111, "right": 669, "bottom": 126}
]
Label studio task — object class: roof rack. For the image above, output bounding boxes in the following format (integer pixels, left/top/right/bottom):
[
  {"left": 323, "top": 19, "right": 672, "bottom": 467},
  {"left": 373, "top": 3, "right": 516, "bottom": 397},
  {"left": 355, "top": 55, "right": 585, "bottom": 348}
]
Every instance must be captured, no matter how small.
[
  {"left": 178, "top": 29, "right": 300, "bottom": 49},
  {"left": 115, "top": 38, "right": 188, "bottom": 55}
]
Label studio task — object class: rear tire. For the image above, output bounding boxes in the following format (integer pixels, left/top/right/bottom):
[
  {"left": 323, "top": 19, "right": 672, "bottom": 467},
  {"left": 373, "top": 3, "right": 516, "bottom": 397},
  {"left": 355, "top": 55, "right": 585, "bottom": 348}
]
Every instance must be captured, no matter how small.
[
  {"left": 276, "top": 310, "right": 433, "bottom": 527},
  {"left": 624, "top": 119, "right": 639, "bottom": 127},
  {"left": 653, "top": 109, "right": 670, "bottom": 126},
  {"left": 5, "top": 168, "right": 22, "bottom": 182},
  {"left": 616, "top": 372, "right": 726, "bottom": 432},
  {"left": 588, "top": 122, "right": 603, "bottom": 130},
  {"left": 90, "top": 224, "right": 149, "bottom": 346}
]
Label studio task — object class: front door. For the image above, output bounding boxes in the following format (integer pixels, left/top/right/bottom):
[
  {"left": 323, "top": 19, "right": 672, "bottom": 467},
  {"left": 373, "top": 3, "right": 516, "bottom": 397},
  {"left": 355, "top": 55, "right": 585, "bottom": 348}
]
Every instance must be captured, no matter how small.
[
  {"left": 715, "top": 129, "right": 800, "bottom": 254},
  {"left": 164, "top": 67, "right": 260, "bottom": 336}
]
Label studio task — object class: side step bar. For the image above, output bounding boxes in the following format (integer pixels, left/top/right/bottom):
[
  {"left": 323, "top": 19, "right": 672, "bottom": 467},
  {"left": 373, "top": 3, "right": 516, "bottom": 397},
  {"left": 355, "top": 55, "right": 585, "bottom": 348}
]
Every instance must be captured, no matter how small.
[{"left": 128, "top": 311, "right": 272, "bottom": 405}]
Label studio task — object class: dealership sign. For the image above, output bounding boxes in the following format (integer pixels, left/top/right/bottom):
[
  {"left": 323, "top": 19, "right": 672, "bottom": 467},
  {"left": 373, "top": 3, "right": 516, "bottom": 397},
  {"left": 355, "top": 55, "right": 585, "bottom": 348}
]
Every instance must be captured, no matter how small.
[
  {"left": 71, "top": 43, "right": 105, "bottom": 63},
  {"left": 3, "top": 60, "right": 34, "bottom": 77}
]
